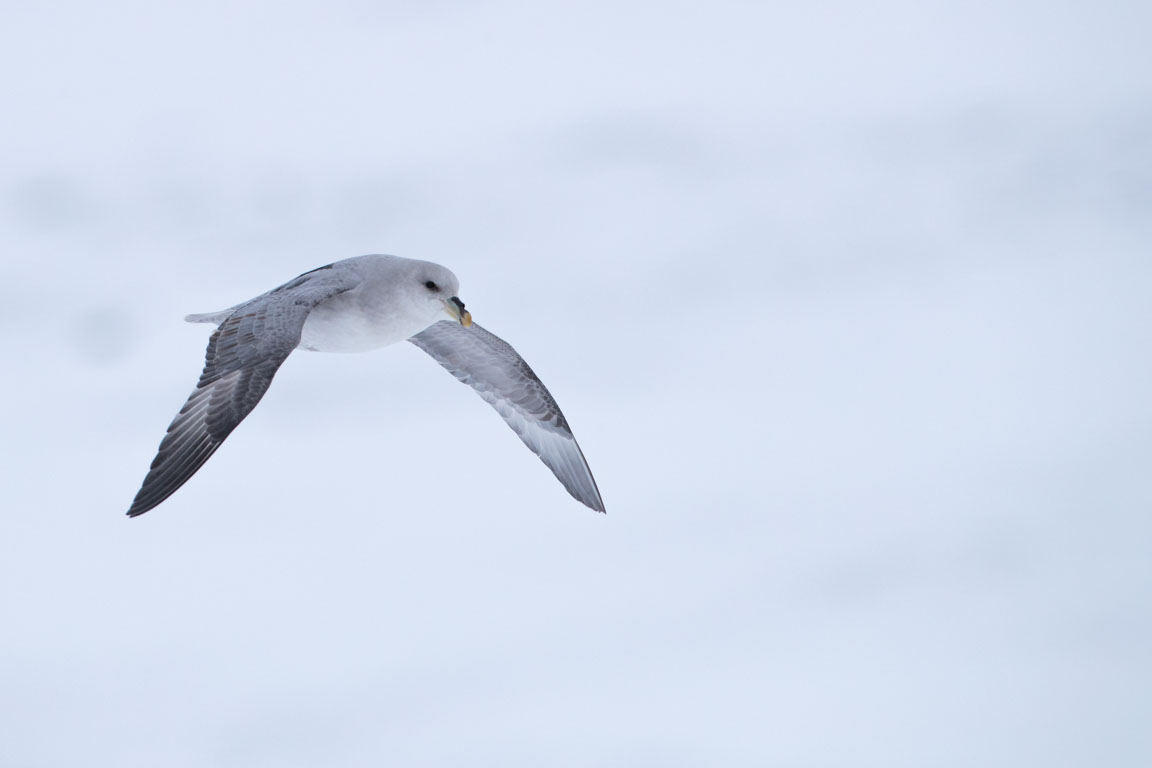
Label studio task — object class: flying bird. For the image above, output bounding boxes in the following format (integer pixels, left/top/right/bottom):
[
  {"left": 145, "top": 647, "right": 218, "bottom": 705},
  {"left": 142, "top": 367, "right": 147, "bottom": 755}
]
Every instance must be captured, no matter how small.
[{"left": 127, "top": 255, "right": 604, "bottom": 517}]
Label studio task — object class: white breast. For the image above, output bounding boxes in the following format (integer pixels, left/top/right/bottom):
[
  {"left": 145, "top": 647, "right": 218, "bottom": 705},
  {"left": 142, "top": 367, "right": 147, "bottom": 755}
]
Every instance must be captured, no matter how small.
[{"left": 298, "top": 291, "right": 428, "bottom": 353}]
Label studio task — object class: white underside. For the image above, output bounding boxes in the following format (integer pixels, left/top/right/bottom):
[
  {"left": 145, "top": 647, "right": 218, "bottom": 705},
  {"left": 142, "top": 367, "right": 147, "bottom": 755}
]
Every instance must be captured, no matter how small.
[{"left": 298, "top": 291, "right": 442, "bottom": 353}]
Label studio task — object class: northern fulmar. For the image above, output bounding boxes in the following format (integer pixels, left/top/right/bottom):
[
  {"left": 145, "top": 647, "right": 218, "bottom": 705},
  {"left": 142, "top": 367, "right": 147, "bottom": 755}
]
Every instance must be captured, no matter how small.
[{"left": 127, "top": 255, "right": 604, "bottom": 517}]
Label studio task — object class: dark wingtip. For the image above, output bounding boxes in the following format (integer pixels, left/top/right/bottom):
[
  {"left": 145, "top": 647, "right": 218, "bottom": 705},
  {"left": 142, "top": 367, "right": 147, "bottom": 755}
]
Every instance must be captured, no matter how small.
[
  {"left": 580, "top": 492, "right": 606, "bottom": 514},
  {"left": 584, "top": 477, "right": 606, "bottom": 515}
]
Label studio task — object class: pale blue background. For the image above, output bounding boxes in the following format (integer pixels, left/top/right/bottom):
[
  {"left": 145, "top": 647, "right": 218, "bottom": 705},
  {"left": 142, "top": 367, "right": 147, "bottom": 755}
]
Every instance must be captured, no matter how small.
[{"left": 2, "top": 1, "right": 1150, "bottom": 766}]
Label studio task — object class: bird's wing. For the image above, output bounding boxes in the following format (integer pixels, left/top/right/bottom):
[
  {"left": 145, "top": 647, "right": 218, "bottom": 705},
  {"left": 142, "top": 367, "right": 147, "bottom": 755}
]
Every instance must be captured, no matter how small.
[
  {"left": 408, "top": 321, "right": 605, "bottom": 512},
  {"left": 127, "top": 268, "right": 358, "bottom": 517}
]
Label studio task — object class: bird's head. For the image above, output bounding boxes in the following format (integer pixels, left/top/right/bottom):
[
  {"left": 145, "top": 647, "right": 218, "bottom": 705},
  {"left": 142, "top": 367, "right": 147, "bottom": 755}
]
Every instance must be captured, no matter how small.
[{"left": 398, "top": 258, "right": 472, "bottom": 329}]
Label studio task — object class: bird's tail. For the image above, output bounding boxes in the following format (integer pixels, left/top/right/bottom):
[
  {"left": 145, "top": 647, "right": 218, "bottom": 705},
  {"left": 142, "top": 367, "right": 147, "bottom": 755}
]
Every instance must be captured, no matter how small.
[{"left": 184, "top": 308, "right": 236, "bottom": 324}]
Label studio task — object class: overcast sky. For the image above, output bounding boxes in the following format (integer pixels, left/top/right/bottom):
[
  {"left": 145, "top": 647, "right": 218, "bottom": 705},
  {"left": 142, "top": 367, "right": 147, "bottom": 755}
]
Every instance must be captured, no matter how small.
[{"left": 1, "top": 2, "right": 1150, "bottom": 766}]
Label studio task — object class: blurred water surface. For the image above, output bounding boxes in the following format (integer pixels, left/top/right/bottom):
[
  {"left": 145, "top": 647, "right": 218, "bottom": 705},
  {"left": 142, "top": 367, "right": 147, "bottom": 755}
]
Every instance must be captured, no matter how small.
[{"left": 1, "top": 2, "right": 1150, "bottom": 766}]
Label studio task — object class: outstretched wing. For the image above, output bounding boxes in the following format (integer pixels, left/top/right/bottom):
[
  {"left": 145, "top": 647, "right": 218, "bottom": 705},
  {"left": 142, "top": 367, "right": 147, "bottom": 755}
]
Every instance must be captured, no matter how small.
[
  {"left": 127, "top": 269, "right": 357, "bottom": 517},
  {"left": 409, "top": 321, "right": 605, "bottom": 512}
]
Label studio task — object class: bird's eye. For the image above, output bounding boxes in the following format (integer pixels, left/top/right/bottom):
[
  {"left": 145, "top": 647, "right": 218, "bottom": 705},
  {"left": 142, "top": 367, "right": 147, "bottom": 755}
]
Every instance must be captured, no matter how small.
[{"left": 424, "top": 280, "right": 438, "bottom": 291}]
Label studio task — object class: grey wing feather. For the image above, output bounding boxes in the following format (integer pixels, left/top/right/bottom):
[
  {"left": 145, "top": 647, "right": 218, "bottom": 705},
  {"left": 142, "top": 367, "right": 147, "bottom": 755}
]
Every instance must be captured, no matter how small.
[
  {"left": 409, "top": 321, "right": 605, "bottom": 512},
  {"left": 127, "top": 269, "right": 358, "bottom": 517}
]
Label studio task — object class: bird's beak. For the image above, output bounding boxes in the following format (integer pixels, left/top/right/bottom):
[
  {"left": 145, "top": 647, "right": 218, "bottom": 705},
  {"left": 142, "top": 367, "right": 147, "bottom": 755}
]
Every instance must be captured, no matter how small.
[{"left": 445, "top": 296, "right": 473, "bottom": 327}]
